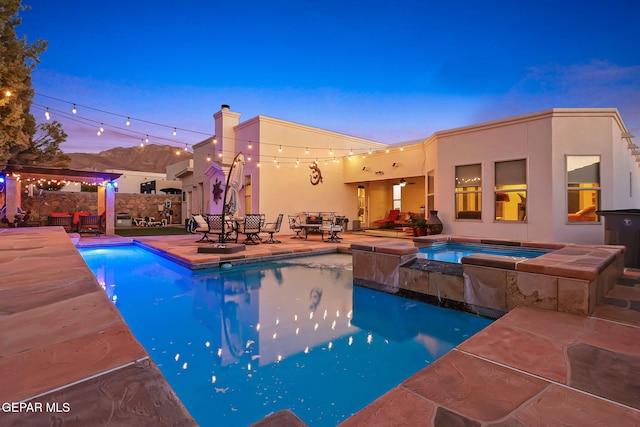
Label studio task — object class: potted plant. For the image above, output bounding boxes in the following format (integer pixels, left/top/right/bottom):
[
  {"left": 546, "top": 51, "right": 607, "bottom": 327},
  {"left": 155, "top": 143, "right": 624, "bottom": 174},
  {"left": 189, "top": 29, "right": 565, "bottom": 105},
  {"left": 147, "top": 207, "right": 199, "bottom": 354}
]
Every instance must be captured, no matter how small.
[{"left": 410, "top": 214, "right": 428, "bottom": 237}]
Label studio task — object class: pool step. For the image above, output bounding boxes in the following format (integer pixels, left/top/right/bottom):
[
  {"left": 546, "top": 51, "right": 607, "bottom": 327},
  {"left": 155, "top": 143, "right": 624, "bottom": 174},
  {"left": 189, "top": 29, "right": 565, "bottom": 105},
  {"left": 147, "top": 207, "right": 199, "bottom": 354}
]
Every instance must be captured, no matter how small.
[
  {"left": 601, "top": 283, "right": 640, "bottom": 312},
  {"left": 592, "top": 272, "right": 640, "bottom": 327}
]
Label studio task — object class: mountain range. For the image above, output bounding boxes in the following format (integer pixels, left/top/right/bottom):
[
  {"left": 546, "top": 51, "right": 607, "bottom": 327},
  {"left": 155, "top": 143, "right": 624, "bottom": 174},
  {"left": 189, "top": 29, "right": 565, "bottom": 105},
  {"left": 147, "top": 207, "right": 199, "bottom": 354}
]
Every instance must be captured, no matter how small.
[{"left": 67, "top": 144, "right": 193, "bottom": 173}]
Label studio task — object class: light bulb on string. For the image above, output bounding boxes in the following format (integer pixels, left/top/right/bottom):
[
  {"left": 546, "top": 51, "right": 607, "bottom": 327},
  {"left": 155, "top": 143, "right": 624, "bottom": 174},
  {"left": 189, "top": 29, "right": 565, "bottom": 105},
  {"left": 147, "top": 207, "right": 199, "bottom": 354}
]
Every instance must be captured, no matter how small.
[
  {"left": 278, "top": 145, "right": 282, "bottom": 152},
  {"left": 126, "top": 117, "right": 131, "bottom": 126},
  {"left": 72, "top": 104, "right": 77, "bottom": 114},
  {"left": 183, "top": 143, "right": 188, "bottom": 152},
  {"left": 173, "top": 128, "right": 177, "bottom": 136},
  {"left": 145, "top": 135, "right": 149, "bottom": 143},
  {"left": 100, "top": 123, "right": 104, "bottom": 133},
  {"left": 4, "top": 90, "right": 11, "bottom": 97},
  {"left": 248, "top": 142, "right": 252, "bottom": 149},
  {"left": 218, "top": 152, "right": 222, "bottom": 158},
  {"left": 305, "top": 147, "right": 309, "bottom": 155},
  {"left": 329, "top": 148, "right": 333, "bottom": 155},
  {"left": 45, "top": 108, "right": 50, "bottom": 120},
  {"left": 140, "top": 139, "right": 144, "bottom": 147},
  {"left": 213, "top": 137, "right": 217, "bottom": 144},
  {"left": 206, "top": 155, "right": 211, "bottom": 162},
  {"left": 247, "top": 155, "right": 251, "bottom": 161}
]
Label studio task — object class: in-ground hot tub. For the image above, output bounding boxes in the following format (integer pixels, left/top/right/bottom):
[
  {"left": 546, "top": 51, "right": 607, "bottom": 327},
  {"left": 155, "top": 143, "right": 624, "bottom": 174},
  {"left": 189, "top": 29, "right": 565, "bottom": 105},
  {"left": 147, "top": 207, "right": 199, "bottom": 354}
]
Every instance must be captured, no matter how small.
[
  {"left": 351, "top": 236, "right": 625, "bottom": 319},
  {"left": 417, "top": 241, "right": 551, "bottom": 263}
]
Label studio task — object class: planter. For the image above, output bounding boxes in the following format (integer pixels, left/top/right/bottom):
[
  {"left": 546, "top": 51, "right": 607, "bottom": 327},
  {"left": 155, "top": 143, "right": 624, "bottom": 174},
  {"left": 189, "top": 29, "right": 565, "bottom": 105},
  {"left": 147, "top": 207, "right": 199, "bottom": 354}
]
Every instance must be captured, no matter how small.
[
  {"left": 426, "top": 210, "right": 443, "bottom": 235},
  {"left": 412, "top": 227, "right": 428, "bottom": 237}
]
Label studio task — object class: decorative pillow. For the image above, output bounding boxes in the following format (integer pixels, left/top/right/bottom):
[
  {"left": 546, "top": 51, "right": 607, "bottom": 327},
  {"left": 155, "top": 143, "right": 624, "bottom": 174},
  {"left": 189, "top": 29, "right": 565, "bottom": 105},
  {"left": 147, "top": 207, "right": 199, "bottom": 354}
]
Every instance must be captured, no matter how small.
[{"left": 50, "top": 212, "right": 70, "bottom": 217}]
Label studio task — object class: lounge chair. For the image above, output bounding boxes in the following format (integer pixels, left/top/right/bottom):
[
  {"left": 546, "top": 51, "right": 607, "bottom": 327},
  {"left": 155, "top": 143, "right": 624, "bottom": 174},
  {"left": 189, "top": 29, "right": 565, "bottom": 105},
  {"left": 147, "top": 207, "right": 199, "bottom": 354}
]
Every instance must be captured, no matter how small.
[
  {"left": 48, "top": 214, "right": 73, "bottom": 232},
  {"left": 78, "top": 214, "right": 104, "bottom": 236},
  {"left": 568, "top": 205, "right": 597, "bottom": 222},
  {"left": 237, "top": 214, "right": 262, "bottom": 244},
  {"left": 373, "top": 209, "right": 400, "bottom": 228},
  {"left": 192, "top": 214, "right": 214, "bottom": 242},
  {"left": 262, "top": 214, "right": 283, "bottom": 244}
]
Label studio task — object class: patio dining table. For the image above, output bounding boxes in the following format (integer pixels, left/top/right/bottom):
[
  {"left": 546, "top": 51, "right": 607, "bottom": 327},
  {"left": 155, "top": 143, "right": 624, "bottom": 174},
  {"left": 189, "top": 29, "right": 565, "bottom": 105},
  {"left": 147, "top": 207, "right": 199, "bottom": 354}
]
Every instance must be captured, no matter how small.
[{"left": 298, "top": 223, "right": 323, "bottom": 240}]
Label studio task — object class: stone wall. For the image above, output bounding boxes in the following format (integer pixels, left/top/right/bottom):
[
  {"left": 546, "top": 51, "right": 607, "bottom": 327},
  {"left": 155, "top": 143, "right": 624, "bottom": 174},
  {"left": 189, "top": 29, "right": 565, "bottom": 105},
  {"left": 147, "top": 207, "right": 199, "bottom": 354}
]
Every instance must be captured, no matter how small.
[{"left": 21, "top": 191, "right": 183, "bottom": 225}]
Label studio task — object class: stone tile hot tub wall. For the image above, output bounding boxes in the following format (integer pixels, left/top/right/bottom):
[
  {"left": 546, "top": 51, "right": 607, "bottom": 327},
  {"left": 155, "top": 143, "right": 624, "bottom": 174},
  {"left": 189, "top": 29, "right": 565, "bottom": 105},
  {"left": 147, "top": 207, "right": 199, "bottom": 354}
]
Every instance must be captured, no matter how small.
[{"left": 352, "top": 236, "right": 625, "bottom": 318}]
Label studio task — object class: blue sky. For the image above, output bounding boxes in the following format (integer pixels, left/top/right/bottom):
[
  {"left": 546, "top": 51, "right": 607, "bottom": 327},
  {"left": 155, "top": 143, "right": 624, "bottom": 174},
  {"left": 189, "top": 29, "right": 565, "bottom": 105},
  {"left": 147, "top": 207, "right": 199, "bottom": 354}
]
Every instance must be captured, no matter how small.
[{"left": 17, "top": 0, "right": 640, "bottom": 153}]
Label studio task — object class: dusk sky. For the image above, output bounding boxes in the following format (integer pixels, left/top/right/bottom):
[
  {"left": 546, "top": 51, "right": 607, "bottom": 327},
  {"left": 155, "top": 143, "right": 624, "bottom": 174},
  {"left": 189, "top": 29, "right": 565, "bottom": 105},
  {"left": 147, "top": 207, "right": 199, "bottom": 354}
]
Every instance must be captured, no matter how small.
[{"left": 17, "top": 0, "right": 640, "bottom": 153}]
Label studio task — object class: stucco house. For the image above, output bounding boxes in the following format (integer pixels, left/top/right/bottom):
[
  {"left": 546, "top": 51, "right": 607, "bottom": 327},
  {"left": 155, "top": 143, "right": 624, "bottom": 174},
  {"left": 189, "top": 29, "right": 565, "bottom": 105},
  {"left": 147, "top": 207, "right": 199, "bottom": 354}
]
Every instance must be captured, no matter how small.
[{"left": 179, "top": 106, "right": 638, "bottom": 245}]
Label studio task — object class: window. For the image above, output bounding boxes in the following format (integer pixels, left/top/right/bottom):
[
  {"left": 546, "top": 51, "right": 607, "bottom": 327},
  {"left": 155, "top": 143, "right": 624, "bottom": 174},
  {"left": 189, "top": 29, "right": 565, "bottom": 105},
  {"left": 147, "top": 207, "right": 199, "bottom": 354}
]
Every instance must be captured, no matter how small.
[
  {"left": 393, "top": 184, "right": 402, "bottom": 211},
  {"left": 567, "top": 156, "right": 600, "bottom": 223},
  {"left": 427, "top": 171, "right": 435, "bottom": 212},
  {"left": 494, "top": 159, "right": 527, "bottom": 221},
  {"left": 455, "top": 164, "right": 482, "bottom": 219}
]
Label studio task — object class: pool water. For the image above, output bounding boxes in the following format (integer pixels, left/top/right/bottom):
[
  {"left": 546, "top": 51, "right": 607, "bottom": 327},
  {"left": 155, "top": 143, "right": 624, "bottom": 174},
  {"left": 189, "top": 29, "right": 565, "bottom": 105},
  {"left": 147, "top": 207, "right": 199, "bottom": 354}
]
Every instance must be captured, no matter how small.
[
  {"left": 418, "top": 242, "right": 551, "bottom": 263},
  {"left": 79, "top": 246, "right": 492, "bottom": 427}
]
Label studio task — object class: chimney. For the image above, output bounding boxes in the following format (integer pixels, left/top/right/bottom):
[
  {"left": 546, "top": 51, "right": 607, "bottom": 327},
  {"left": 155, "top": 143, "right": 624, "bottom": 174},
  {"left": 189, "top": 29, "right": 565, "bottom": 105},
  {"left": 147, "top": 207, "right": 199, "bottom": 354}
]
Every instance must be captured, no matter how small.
[{"left": 221, "top": 104, "right": 230, "bottom": 112}]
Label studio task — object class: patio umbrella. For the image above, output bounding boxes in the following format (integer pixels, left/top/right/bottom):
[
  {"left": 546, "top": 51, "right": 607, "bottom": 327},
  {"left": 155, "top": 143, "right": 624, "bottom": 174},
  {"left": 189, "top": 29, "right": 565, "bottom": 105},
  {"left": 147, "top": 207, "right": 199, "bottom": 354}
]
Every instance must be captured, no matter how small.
[{"left": 221, "top": 152, "right": 245, "bottom": 243}]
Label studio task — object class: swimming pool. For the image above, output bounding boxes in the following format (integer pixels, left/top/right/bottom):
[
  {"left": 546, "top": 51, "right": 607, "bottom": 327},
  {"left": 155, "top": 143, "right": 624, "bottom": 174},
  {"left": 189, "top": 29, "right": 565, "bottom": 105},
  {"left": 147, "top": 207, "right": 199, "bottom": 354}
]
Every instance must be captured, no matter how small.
[
  {"left": 79, "top": 246, "right": 492, "bottom": 426},
  {"left": 418, "top": 242, "right": 551, "bottom": 263}
]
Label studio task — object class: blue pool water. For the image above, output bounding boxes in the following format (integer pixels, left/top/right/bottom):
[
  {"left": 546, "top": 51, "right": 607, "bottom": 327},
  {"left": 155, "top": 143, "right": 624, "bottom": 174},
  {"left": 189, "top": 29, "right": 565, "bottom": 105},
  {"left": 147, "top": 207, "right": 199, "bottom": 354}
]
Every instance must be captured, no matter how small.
[
  {"left": 79, "top": 246, "right": 492, "bottom": 426},
  {"left": 418, "top": 242, "right": 551, "bottom": 263}
]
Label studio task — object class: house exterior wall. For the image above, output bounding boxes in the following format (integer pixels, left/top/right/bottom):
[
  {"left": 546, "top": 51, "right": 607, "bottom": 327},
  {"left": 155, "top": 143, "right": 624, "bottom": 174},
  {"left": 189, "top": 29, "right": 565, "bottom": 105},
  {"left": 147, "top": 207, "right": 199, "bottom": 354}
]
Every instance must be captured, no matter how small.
[
  {"left": 229, "top": 114, "right": 386, "bottom": 224},
  {"left": 183, "top": 106, "right": 637, "bottom": 244},
  {"left": 433, "top": 109, "right": 638, "bottom": 244}
]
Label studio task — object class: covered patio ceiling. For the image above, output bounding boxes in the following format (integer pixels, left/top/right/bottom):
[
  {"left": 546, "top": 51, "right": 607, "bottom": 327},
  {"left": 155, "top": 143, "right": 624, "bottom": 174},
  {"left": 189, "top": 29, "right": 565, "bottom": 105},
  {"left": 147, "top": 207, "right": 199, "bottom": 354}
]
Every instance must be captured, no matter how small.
[{"left": 1, "top": 165, "right": 122, "bottom": 184}]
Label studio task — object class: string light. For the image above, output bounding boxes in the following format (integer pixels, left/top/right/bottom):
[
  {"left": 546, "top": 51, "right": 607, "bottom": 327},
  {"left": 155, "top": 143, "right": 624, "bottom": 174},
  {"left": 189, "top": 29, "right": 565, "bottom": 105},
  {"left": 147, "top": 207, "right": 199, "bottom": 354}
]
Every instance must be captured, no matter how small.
[
  {"left": 4, "top": 90, "right": 11, "bottom": 97},
  {"left": 140, "top": 139, "right": 144, "bottom": 147},
  {"left": 44, "top": 108, "right": 50, "bottom": 120},
  {"left": 32, "top": 93, "right": 388, "bottom": 164}
]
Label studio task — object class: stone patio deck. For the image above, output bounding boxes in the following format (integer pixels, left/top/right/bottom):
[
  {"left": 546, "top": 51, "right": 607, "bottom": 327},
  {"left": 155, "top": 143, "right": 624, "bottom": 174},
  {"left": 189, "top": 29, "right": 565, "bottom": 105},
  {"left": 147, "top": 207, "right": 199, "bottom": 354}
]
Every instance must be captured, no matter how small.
[{"left": 1, "top": 227, "right": 638, "bottom": 426}]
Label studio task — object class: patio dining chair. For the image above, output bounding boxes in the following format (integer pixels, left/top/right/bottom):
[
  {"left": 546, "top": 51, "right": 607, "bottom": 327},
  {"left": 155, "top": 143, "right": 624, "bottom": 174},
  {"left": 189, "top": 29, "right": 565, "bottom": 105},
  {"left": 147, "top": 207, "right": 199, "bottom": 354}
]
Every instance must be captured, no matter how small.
[
  {"left": 237, "top": 213, "right": 263, "bottom": 244},
  {"left": 288, "top": 214, "right": 304, "bottom": 239},
  {"left": 262, "top": 213, "right": 283, "bottom": 244},
  {"left": 206, "top": 214, "right": 225, "bottom": 242},
  {"left": 322, "top": 215, "right": 344, "bottom": 243}
]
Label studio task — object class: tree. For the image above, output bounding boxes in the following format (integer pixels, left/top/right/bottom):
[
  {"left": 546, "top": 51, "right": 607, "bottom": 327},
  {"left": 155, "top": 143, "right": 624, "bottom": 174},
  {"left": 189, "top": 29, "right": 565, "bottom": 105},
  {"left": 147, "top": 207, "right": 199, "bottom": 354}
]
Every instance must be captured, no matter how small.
[
  {"left": 10, "top": 120, "right": 71, "bottom": 166},
  {"left": 0, "top": 0, "right": 48, "bottom": 165}
]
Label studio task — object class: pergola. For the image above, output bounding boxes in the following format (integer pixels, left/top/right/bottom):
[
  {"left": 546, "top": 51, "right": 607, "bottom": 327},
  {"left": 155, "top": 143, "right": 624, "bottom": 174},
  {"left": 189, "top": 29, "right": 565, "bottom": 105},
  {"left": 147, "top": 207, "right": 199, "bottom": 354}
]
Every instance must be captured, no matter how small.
[{"left": 1, "top": 165, "right": 122, "bottom": 235}]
